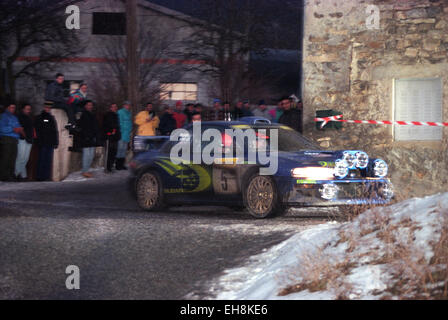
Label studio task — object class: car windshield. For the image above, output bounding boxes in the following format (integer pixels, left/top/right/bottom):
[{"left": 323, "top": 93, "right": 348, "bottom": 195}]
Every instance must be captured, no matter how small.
[
  {"left": 159, "top": 124, "right": 321, "bottom": 154},
  {"left": 246, "top": 125, "right": 321, "bottom": 152}
]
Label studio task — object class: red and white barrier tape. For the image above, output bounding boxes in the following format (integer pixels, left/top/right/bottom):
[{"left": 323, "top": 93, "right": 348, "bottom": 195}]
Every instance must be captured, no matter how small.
[{"left": 315, "top": 114, "right": 448, "bottom": 129}]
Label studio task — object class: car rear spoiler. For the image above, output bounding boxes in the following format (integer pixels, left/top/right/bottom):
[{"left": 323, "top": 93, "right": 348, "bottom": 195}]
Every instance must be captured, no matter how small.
[{"left": 133, "top": 135, "right": 169, "bottom": 153}]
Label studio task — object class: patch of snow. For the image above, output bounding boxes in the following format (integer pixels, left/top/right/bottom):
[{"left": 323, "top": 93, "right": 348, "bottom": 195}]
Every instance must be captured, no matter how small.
[
  {"left": 62, "top": 167, "right": 109, "bottom": 182},
  {"left": 205, "top": 193, "right": 448, "bottom": 300},
  {"left": 194, "top": 223, "right": 311, "bottom": 235},
  {"left": 209, "top": 222, "right": 340, "bottom": 300},
  {"left": 0, "top": 168, "right": 127, "bottom": 192}
]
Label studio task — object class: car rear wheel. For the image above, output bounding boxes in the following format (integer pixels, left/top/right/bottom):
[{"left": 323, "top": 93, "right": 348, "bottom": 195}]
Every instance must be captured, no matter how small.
[
  {"left": 136, "top": 171, "right": 164, "bottom": 211},
  {"left": 243, "top": 174, "right": 282, "bottom": 218}
]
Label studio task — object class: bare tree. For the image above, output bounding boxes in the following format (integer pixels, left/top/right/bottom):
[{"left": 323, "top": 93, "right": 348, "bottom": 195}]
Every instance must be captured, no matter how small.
[
  {"left": 0, "top": 0, "right": 84, "bottom": 102},
  {"left": 89, "top": 19, "right": 179, "bottom": 114},
  {"left": 177, "top": 0, "right": 298, "bottom": 103}
]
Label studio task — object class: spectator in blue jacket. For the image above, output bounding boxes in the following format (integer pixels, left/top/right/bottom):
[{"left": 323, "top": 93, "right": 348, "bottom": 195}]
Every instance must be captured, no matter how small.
[
  {"left": 0, "top": 103, "right": 24, "bottom": 181},
  {"left": 116, "top": 101, "right": 132, "bottom": 170}
]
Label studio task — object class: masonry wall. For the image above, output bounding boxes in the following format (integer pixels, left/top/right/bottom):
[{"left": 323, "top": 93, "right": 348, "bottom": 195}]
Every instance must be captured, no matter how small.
[{"left": 302, "top": 0, "right": 448, "bottom": 197}]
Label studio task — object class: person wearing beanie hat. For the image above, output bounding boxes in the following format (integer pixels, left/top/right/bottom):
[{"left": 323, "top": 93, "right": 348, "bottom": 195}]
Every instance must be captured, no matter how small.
[
  {"left": 252, "top": 99, "right": 271, "bottom": 120},
  {"left": 173, "top": 100, "right": 187, "bottom": 128}
]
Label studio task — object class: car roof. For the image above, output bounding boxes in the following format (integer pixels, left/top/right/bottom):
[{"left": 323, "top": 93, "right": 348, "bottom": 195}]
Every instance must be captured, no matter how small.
[{"left": 185, "top": 121, "right": 284, "bottom": 129}]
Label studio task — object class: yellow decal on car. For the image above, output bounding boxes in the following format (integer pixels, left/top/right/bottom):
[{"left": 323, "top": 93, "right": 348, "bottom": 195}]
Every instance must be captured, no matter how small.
[
  {"left": 297, "top": 179, "right": 317, "bottom": 184},
  {"left": 186, "top": 164, "right": 212, "bottom": 193},
  {"left": 231, "top": 125, "right": 251, "bottom": 129},
  {"left": 213, "top": 158, "right": 240, "bottom": 165},
  {"left": 319, "top": 161, "right": 335, "bottom": 168}
]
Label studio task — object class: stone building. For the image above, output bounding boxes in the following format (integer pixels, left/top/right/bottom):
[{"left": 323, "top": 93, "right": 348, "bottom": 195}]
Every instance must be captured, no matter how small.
[{"left": 302, "top": 0, "right": 448, "bottom": 196}]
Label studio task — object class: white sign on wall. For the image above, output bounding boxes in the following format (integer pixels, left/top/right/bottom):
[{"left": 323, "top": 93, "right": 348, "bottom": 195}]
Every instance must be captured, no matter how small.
[{"left": 394, "top": 78, "right": 443, "bottom": 141}]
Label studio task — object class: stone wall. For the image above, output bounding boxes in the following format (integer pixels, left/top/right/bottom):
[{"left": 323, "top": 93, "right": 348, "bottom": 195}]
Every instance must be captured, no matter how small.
[{"left": 303, "top": 0, "right": 448, "bottom": 197}]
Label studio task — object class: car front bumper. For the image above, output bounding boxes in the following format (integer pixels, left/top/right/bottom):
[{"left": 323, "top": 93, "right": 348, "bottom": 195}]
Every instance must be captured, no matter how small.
[{"left": 282, "top": 178, "right": 393, "bottom": 207}]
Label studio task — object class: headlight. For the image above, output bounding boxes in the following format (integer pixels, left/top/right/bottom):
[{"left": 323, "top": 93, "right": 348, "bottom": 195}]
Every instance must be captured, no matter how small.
[
  {"left": 343, "top": 151, "right": 357, "bottom": 169},
  {"left": 379, "top": 182, "right": 394, "bottom": 200},
  {"left": 334, "top": 159, "right": 349, "bottom": 179},
  {"left": 356, "top": 151, "right": 369, "bottom": 169},
  {"left": 373, "top": 159, "right": 388, "bottom": 178},
  {"left": 319, "top": 184, "right": 339, "bottom": 200},
  {"left": 291, "top": 167, "right": 334, "bottom": 180}
]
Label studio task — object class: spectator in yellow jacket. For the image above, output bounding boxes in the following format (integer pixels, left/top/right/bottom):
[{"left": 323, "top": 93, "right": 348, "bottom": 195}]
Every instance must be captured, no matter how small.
[{"left": 135, "top": 103, "right": 160, "bottom": 136}]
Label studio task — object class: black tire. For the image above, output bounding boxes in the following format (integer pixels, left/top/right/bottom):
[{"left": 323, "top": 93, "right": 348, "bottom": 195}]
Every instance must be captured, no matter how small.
[
  {"left": 136, "top": 171, "right": 164, "bottom": 211},
  {"left": 243, "top": 173, "right": 284, "bottom": 219}
]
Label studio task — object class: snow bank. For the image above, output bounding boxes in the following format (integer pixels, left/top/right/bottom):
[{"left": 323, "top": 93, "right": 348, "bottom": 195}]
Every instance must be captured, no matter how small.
[{"left": 209, "top": 193, "right": 448, "bottom": 300}]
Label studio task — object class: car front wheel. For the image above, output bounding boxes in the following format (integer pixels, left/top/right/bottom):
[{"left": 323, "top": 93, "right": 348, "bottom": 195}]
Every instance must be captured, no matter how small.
[{"left": 243, "top": 174, "right": 282, "bottom": 218}]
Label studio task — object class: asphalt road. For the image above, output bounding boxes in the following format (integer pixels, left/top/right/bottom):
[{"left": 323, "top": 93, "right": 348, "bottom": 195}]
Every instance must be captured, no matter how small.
[{"left": 0, "top": 171, "right": 333, "bottom": 300}]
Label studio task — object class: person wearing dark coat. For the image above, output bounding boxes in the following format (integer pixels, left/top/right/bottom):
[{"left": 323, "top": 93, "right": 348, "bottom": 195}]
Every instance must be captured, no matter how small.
[
  {"left": 232, "top": 101, "right": 245, "bottom": 120},
  {"left": 102, "top": 103, "right": 121, "bottom": 173},
  {"left": 35, "top": 102, "right": 59, "bottom": 181},
  {"left": 79, "top": 101, "right": 102, "bottom": 178},
  {"left": 242, "top": 100, "right": 254, "bottom": 117},
  {"left": 44, "top": 73, "right": 76, "bottom": 129},
  {"left": 183, "top": 103, "right": 195, "bottom": 123},
  {"left": 158, "top": 106, "right": 177, "bottom": 136},
  {"left": 15, "top": 104, "right": 34, "bottom": 181},
  {"left": 278, "top": 97, "right": 302, "bottom": 134}
]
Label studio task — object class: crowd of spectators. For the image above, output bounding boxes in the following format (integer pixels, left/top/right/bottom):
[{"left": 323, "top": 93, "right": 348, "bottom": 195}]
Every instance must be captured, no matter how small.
[{"left": 0, "top": 72, "right": 303, "bottom": 181}]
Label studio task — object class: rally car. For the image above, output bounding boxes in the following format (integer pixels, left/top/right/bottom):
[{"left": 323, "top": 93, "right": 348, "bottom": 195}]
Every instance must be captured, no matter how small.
[{"left": 128, "top": 121, "right": 393, "bottom": 218}]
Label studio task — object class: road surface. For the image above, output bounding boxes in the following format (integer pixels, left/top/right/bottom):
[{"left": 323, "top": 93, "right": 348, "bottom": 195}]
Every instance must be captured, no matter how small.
[{"left": 0, "top": 170, "right": 334, "bottom": 299}]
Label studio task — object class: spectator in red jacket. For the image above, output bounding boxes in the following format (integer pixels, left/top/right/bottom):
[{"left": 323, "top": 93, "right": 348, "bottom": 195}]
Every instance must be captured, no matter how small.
[{"left": 173, "top": 101, "right": 187, "bottom": 128}]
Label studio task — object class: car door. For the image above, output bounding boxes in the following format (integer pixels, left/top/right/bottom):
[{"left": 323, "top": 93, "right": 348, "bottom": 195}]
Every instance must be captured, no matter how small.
[{"left": 180, "top": 127, "right": 213, "bottom": 195}]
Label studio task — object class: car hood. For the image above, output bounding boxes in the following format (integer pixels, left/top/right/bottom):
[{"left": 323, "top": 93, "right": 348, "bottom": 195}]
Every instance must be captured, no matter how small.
[
  {"left": 278, "top": 150, "right": 342, "bottom": 163},
  {"left": 275, "top": 150, "right": 361, "bottom": 175}
]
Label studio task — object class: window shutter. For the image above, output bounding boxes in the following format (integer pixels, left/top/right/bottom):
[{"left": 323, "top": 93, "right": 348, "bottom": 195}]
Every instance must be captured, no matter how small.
[{"left": 394, "top": 78, "right": 442, "bottom": 141}]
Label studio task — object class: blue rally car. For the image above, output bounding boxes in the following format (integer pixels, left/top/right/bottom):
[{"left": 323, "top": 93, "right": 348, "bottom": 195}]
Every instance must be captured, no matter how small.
[{"left": 128, "top": 121, "right": 394, "bottom": 218}]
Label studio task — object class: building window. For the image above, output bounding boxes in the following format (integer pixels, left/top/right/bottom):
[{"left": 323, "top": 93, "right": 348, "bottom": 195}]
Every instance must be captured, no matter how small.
[
  {"left": 92, "top": 12, "right": 126, "bottom": 35},
  {"left": 394, "top": 78, "right": 442, "bottom": 141},
  {"left": 160, "top": 83, "right": 198, "bottom": 101}
]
